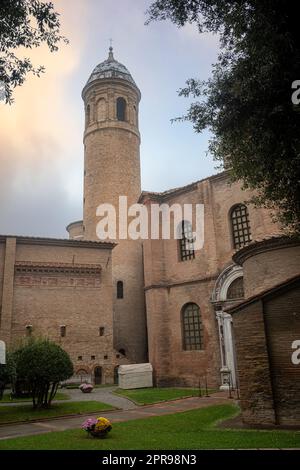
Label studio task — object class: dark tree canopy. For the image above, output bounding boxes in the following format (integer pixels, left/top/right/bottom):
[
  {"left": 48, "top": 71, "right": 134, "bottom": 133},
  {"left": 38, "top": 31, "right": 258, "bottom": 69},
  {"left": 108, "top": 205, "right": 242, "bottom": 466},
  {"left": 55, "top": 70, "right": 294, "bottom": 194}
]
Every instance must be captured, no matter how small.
[
  {"left": 0, "top": 0, "right": 67, "bottom": 103},
  {"left": 14, "top": 338, "right": 73, "bottom": 409},
  {"left": 146, "top": 0, "right": 300, "bottom": 233}
]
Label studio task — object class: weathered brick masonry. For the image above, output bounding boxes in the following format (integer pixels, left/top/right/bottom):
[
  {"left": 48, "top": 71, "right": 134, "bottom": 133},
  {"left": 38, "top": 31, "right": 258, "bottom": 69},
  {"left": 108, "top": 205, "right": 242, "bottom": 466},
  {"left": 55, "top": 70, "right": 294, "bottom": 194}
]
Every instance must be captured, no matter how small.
[
  {"left": 140, "top": 174, "right": 281, "bottom": 388},
  {"left": 229, "top": 238, "right": 300, "bottom": 426},
  {"left": 0, "top": 236, "right": 128, "bottom": 384}
]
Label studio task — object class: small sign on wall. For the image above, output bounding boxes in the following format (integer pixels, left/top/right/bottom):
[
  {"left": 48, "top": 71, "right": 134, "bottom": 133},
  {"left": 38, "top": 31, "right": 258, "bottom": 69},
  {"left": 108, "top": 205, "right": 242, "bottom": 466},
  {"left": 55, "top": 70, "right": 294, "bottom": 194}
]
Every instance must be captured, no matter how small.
[{"left": 0, "top": 340, "right": 6, "bottom": 365}]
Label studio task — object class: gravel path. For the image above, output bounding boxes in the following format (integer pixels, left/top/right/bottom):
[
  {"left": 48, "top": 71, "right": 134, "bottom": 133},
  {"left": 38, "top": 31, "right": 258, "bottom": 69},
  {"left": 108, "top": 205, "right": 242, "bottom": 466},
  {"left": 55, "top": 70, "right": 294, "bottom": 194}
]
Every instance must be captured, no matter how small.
[
  {"left": 64, "top": 387, "right": 137, "bottom": 410},
  {"left": 0, "top": 386, "right": 137, "bottom": 411}
]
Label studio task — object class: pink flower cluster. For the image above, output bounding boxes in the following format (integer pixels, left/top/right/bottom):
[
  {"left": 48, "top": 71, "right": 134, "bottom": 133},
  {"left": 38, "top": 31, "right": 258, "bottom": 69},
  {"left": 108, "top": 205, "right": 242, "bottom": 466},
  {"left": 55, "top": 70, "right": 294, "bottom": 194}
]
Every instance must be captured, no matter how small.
[
  {"left": 81, "top": 418, "right": 97, "bottom": 432},
  {"left": 79, "top": 383, "right": 93, "bottom": 393}
]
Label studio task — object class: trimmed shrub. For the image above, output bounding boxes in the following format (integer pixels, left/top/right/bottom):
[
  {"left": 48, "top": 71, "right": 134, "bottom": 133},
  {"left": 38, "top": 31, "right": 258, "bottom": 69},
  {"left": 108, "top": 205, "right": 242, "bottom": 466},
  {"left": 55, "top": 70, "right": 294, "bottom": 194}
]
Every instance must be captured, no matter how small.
[{"left": 15, "top": 338, "right": 73, "bottom": 409}]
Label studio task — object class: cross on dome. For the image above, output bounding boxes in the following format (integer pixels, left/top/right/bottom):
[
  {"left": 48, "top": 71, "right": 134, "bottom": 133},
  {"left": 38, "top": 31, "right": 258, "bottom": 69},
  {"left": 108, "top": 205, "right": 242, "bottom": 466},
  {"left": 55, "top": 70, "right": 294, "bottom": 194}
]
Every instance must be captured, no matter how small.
[{"left": 108, "top": 39, "right": 114, "bottom": 61}]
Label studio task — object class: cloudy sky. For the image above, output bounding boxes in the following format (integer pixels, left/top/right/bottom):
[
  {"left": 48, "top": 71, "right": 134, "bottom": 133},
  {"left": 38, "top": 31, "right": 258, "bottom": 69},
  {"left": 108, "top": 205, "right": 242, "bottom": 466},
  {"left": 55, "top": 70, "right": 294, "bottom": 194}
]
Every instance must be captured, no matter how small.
[{"left": 0, "top": 0, "right": 220, "bottom": 238}]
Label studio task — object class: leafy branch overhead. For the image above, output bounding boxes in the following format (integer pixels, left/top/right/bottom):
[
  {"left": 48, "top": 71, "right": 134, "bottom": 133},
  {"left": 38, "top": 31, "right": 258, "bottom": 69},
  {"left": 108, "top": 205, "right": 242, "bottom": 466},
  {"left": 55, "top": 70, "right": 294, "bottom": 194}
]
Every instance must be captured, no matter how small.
[
  {"left": 0, "top": 0, "right": 68, "bottom": 103},
  {"left": 146, "top": 0, "right": 300, "bottom": 233}
]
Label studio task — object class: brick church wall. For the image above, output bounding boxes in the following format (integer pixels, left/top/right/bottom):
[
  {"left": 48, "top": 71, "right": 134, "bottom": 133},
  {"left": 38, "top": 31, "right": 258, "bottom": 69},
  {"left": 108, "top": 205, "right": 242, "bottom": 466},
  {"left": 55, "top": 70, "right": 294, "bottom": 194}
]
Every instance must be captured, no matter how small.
[
  {"left": 232, "top": 300, "right": 276, "bottom": 425},
  {"left": 0, "top": 236, "right": 128, "bottom": 384},
  {"left": 142, "top": 172, "right": 281, "bottom": 388},
  {"left": 264, "top": 285, "right": 300, "bottom": 425},
  {"left": 230, "top": 239, "right": 300, "bottom": 426}
]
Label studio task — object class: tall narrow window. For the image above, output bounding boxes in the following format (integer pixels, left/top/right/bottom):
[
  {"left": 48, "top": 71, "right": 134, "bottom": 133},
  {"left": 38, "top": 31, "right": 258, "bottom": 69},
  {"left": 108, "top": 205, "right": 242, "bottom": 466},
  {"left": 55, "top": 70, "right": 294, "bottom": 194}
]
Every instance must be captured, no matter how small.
[
  {"left": 86, "top": 104, "right": 90, "bottom": 125},
  {"left": 116, "top": 97, "right": 126, "bottom": 121},
  {"left": 99, "top": 327, "right": 105, "bottom": 337},
  {"left": 230, "top": 204, "right": 252, "bottom": 249},
  {"left": 26, "top": 325, "right": 32, "bottom": 337},
  {"left": 94, "top": 366, "right": 102, "bottom": 385},
  {"left": 117, "top": 280, "right": 124, "bottom": 299},
  {"left": 133, "top": 104, "right": 137, "bottom": 126},
  {"left": 114, "top": 366, "right": 119, "bottom": 385},
  {"left": 179, "top": 220, "right": 195, "bottom": 261},
  {"left": 182, "top": 303, "right": 203, "bottom": 350},
  {"left": 60, "top": 325, "right": 66, "bottom": 337}
]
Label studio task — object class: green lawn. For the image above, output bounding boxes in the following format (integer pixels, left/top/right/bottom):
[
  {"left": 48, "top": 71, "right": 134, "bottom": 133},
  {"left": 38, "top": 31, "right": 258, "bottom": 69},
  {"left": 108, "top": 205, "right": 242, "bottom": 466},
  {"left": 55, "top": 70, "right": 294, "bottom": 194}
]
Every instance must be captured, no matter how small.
[
  {"left": 1, "top": 391, "right": 70, "bottom": 403},
  {"left": 114, "top": 387, "right": 215, "bottom": 405},
  {"left": 0, "top": 404, "right": 299, "bottom": 449},
  {"left": 0, "top": 401, "right": 115, "bottom": 424}
]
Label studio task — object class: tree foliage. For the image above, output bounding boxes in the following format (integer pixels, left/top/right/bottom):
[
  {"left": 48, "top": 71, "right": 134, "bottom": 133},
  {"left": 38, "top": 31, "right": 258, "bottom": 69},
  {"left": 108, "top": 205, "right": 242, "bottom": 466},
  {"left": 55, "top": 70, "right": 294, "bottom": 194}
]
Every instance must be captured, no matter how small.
[
  {"left": 146, "top": 0, "right": 300, "bottom": 233},
  {"left": 0, "top": 0, "right": 67, "bottom": 103},
  {"left": 14, "top": 338, "right": 73, "bottom": 409}
]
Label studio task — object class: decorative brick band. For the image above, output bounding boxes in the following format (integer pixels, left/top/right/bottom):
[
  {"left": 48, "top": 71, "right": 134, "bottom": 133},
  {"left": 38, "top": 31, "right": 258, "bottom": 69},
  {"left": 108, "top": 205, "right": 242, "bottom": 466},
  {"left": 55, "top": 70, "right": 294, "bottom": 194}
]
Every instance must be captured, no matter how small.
[{"left": 14, "top": 261, "right": 102, "bottom": 276}]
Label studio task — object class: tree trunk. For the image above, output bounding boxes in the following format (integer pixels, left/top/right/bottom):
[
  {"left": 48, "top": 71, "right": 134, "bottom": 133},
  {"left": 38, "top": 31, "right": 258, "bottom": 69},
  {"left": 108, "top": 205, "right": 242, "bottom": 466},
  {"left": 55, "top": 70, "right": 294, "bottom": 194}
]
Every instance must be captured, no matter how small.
[{"left": 48, "top": 382, "right": 58, "bottom": 406}]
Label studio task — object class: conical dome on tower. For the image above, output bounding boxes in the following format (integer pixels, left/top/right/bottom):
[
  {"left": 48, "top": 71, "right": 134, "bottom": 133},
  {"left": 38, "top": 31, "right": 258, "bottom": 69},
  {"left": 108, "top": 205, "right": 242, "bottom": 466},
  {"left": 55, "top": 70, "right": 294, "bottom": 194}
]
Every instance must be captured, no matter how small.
[{"left": 83, "top": 47, "right": 139, "bottom": 92}]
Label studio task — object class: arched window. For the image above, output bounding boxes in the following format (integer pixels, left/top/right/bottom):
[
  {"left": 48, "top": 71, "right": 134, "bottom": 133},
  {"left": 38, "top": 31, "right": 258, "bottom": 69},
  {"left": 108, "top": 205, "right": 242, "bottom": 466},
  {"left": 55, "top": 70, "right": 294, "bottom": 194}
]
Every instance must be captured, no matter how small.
[
  {"left": 114, "top": 366, "right": 119, "bottom": 384},
  {"left": 86, "top": 104, "right": 90, "bottom": 125},
  {"left": 116, "top": 97, "right": 126, "bottom": 121},
  {"left": 99, "top": 326, "right": 105, "bottom": 336},
  {"left": 25, "top": 325, "right": 32, "bottom": 337},
  {"left": 133, "top": 104, "right": 137, "bottom": 126},
  {"left": 179, "top": 220, "right": 195, "bottom": 261},
  {"left": 76, "top": 368, "right": 88, "bottom": 375},
  {"left": 94, "top": 366, "right": 102, "bottom": 385},
  {"left": 76, "top": 368, "right": 90, "bottom": 383},
  {"left": 182, "top": 303, "right": 203, "bottom": 350},
  {"left": 230, "top": 204, "right": 252, "bottom": 249},
  {"left": 226, "top": 277, "right": 244, "bottom": 300},
  {"left": 97, "top": 98, "right": 106, "bottom": 121},
  {"left": 117, "top": 280, "right": 124, "bottom": 299}
]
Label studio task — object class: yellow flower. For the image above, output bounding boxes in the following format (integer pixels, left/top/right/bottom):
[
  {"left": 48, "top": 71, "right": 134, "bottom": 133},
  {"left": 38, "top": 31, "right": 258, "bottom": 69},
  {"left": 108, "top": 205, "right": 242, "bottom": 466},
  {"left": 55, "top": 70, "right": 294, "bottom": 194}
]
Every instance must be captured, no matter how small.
[{"left": 95, "top": 417, "right": 111, "bottom": 431}]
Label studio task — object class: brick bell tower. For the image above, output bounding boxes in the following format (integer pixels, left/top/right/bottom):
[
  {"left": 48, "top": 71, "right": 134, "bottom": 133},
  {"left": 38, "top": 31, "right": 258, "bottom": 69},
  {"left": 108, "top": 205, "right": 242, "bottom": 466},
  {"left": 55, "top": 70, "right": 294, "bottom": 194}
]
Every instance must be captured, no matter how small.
[{"left": 81, "top": 47, "right": 147, "bottom": 363}]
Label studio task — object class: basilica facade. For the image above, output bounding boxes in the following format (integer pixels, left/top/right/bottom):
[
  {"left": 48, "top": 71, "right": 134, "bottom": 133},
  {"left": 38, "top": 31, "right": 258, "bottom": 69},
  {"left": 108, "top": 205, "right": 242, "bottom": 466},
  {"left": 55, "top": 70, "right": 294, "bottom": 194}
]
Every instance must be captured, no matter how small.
[{"left": 0, "top": 48, "right": 282, "bottom": 388}]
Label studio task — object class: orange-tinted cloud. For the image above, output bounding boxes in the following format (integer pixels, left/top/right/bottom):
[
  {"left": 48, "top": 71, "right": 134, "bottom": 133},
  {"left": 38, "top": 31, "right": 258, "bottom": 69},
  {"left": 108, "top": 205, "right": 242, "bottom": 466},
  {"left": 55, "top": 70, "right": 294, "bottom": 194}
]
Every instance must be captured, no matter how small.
[{"left": 0, "top": 0, "right": 90, "bottom": 236}]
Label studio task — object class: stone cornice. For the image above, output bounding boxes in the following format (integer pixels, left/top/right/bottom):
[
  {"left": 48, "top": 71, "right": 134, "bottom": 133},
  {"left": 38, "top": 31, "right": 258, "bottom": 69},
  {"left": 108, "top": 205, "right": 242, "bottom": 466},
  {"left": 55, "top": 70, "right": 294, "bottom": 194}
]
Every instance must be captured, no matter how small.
[
  {"left": 227, "top": 274, "right": 300, "bottom": 315},
  {"left": 82, "top": 77, "right": 141, "bottom": 102},
  {"left": 139, "top": 170, "right": 229, "bottom": 204},
  {"left": 232, "top": 235, "right": 300, "bottom": 265},
  {"left": 0, "top": 235, "right": 116, "bottom": 250},
  {"left": 83, "top": 121, "right": 140, "bottom": 142}
]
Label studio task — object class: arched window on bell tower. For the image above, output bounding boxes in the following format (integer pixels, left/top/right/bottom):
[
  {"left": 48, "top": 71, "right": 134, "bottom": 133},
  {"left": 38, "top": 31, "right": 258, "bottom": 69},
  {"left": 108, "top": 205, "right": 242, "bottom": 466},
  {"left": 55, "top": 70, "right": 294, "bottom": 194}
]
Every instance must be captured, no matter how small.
[
  {"left": 117, "top": 280, "right": 124, "bottom": 299},
  {"left": 86, "top": 104, "right": 91, "bottom": 126},
  {"left": 116, "top": 97, "right": 126, "bottom": 121},
  {"left": 133, "top": 104, "right": 138, "bottom": 126}
]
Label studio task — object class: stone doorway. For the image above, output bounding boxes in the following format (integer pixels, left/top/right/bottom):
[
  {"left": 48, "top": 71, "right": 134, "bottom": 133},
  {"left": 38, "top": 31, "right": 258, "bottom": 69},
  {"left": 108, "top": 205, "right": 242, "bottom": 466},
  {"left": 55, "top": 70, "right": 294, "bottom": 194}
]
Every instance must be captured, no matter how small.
[
  {"left": 114, "top": 366, "right": 119, "bottom": 385},
  {"left": 212, "top": 264, "right": 244, "bottom": 389},
  {"left": 94, "top": 366, "right": 102, "bottom": 385}
]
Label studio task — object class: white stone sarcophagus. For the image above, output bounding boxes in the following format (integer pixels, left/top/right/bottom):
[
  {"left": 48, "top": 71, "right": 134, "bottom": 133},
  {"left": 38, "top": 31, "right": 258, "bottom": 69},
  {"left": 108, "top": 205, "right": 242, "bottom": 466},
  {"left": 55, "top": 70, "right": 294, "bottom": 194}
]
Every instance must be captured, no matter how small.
[{"left": 118, "top": 363, "right": 153, "bottom": 389}]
